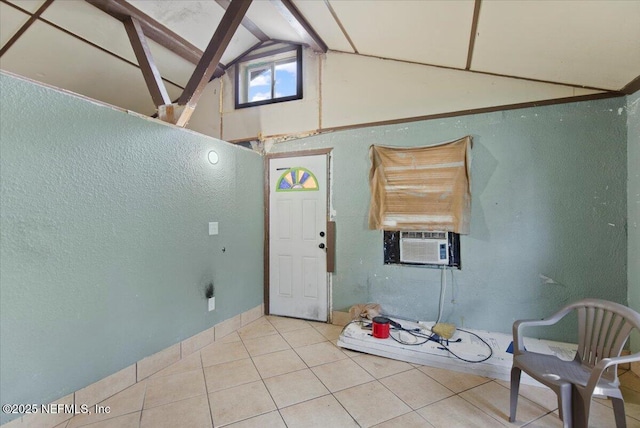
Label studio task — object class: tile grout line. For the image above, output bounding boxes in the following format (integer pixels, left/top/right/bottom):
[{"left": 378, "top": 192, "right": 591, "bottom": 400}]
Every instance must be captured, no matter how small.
[
  {"left": 344, "top": 378, "right": 416, "bottom": 425},
  {"left": 286, "top": 337, "right": 334, "bottom": 401},
  {"left": 282, "top": 326, "right": 361, "bottom": 427},
  {"left": 228, "top": 316, "right": 282, "bottom": 427},
  {"left": 374, "top": 371, "right": 434, "bottom": 418},
  {"left": 415, "top": 365, "right": 493, "bottom": 394},
  {"left": 520, "top": 409, "right": 560, "bottom": 427},
  {"left": 200, "top": 349, "right": 216, "bottom": 428},
  {"left": 351, "top": 356, "right": 414, "bottom": 381},
  {"left": 139, "top": 319, "right": 257, "bottom": 427},
  {"left": 139, "top": 384, "right": 207, "bottom": 412},
  {"left": 245, "top": 321, "right": 357, "bottom": 424},
  {"left": 138, "top": 317, "right": 250, "bottom": 425},
  {"left": 329, "top": 388, "right": 362, "bottom": 427},
  {"left": 455, "top": 380, "right": 527, "bottom": 426}
]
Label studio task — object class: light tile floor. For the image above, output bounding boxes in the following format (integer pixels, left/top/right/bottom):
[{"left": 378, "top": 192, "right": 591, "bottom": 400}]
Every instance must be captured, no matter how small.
[{"left": 55, "top": 316, "right": 640, "bottom": 428}]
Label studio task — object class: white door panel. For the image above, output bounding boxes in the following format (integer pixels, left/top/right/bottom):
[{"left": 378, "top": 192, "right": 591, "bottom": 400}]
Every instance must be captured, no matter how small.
[{"left": 269, "top": 154, "right": 328, "bottom": 321}]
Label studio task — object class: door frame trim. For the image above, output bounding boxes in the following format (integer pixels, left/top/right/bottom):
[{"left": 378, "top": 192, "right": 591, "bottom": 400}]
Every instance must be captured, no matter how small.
[{"left": 264, "top": 148, "right": 333, "bottom": 317}]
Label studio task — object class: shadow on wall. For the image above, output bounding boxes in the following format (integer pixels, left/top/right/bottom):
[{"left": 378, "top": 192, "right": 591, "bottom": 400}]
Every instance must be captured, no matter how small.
[{"left": 469, "top": 137, "right": 498, "bottom": 242}]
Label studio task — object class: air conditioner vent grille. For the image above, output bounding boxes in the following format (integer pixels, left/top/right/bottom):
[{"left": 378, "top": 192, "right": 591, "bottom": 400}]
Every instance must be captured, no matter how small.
[
  {"left": 399, "top": 231, "right": 449, "bottom": 265},
  {"left": 401, "top": 240, "right": 439, "bottom": 263},
  {"left": 401, "top": 231, "right": 447, "bottom": 240}
]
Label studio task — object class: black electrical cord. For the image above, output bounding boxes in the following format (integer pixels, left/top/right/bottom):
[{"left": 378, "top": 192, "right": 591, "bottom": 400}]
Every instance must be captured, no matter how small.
[
  {"left": 389, "top": 329, "right": 431, "bottom": 346},
  {"left": 436, "top": 328, "right": 493, "bottom": 363},
  {"left": 340, "top": 319, "right": 367, "bottom": 334},
  {"left": 341, "top": 318, "right": 493, "bottom": 364},
  {"left": 388, "top": 325, "right": 493, "bottom": 363}
]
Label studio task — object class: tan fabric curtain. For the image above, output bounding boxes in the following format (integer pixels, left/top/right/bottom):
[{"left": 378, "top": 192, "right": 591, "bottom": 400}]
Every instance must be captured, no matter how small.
[{"left": 368, "top": 136, "right": 472, "bottom": 234}]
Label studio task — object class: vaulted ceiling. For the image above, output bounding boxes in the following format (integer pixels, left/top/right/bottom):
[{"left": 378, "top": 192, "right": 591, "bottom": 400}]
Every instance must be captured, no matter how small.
[{"left": 1, "top": 0, "right": 639, "bottom": 121}]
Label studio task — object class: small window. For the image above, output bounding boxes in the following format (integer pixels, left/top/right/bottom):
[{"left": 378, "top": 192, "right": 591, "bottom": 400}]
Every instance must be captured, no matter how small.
[{"left": 235, "top": 46, "right": 302, "bottom": 109}]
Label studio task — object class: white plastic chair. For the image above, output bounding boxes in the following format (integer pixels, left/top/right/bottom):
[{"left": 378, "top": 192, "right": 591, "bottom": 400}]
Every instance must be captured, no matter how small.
[{"left": 510, "top": 298, "right": 640, "bottom": 428}]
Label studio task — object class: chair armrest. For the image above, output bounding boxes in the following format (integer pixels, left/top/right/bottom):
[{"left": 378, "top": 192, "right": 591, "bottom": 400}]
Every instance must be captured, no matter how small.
[
  {"left": 512, "top": 306, "right": 574, "bottom": 355},
  {"left": 586, "top": 353, "right": 640, "bottom": 394}
]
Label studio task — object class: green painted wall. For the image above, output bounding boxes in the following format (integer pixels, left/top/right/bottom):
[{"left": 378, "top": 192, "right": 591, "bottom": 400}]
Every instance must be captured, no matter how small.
[
  {"left": 273, "top": 97, "right": 628, "bottom": 342},
  {"left": 628, "top": 90, "right": 640, "bottom": 353},
  {"left": 0, "top": 74, "right": 263, "bottom": 424}
]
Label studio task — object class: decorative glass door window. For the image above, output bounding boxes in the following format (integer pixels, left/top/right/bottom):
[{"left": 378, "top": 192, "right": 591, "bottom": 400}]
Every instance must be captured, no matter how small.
[{"left": 276, "top": 167, "right": 319, "bottom": 191}]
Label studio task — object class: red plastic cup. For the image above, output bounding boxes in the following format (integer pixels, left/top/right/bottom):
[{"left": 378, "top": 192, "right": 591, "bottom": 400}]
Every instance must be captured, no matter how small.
[{"left": 372, "top": 316, "right": 390, "bottom": 339}]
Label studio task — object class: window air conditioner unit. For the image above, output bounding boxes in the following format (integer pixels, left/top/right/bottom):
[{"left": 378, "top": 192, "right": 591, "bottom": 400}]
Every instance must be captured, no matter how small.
[{"left": 399, "top": 231, "right": 449, "bottom": 265}]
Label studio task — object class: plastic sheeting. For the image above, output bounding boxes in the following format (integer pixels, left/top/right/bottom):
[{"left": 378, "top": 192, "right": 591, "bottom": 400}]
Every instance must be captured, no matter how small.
[{"left": 368, "top": 136, "right": 472, "bottom": 233}]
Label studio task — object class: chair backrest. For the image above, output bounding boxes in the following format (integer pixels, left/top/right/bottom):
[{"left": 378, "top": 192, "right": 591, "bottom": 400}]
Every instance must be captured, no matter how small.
[{"left": 570, "top": 299, "right": 640, "bottom": 378}]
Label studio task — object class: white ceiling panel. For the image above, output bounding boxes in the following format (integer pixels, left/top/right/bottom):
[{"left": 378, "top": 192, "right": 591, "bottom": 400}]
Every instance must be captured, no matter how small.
[
  {"left": 127, "top": 0, "right": 259, "bottom": 65},
  {"left": 164, "top": 79, "right": 183, "bottom": 104},
  {"left": 291, "top": 0, "right": 353, "bottom": 52},
  {"left": 5, "top": 0, "right": 46, "bottom": 14},
  {"left": 127, "top": 0, "right": 220, "bottom": 49},
  {"left": 218, "top": 32, "right": 260, "bottom": 65},
  {"left": 473, "top": 0, "right": 640, "bottom": 91},
  {"left": 321, "top": 51, "right": 605, "bottom": 129},
  {"left": 42, "top": 0, "right": 194, "bottom": 88},
  {"left": 147, "top": 40, "right": 196, "bottom": 89},
  {"left": 245, "top": 0, "right": 303, "bottom": 44},
  {"left": 42, "top": 1, "right": 138, "bottom": 64},
  {"left": 328, "top": 0, "right": 475, "bottom": 68},
  {"left": 0, "top": 3, "right": 30, "bottom": 49},
  {"left": 0, "top": 21, "right": 182, "bottom": 115}
]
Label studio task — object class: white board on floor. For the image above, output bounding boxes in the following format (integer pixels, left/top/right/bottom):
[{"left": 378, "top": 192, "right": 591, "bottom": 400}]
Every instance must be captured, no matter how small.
[{"left": 337, "top": 319, "right": 578, "bottom": 386}]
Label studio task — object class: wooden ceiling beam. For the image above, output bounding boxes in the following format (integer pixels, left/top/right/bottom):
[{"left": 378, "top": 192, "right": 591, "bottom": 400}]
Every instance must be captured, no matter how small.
[
  {"left": 160, "top": 0, "right": 252, "bottom": 127},
  {"left": 215, "top": 0, "right": 268, "bottom": 42},
  {"left": 86, "top": 0, "right": 224, "bottom": 77},
  {"left": 270, "top": 0, "right": 327, "bottom": 53},
  {"left": 465, "top": 0, "right": 482, "bottom": 70},
  {"left": 124, "top": 16, "right": 171, "bottom": 106}
]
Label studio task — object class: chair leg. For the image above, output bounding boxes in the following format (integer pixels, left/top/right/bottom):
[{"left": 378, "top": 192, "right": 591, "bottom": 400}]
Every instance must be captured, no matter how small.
[
  {"left": 509, "top": 367, "right": 521, "bottom": 422},
  {"left": 611, "top": 397, "right": 626, "bottom": 428},
  {"left": 571, "top": 386, "right": 591, "bottom": 428},
  {"left": 558, "top": 383, "right": 572, "bottom": 428}
]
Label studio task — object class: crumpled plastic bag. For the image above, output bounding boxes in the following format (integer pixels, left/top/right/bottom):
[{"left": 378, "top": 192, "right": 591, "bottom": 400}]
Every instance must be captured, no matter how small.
[{"left": 349, "top": 303, "right": 382, "bottom": 320}]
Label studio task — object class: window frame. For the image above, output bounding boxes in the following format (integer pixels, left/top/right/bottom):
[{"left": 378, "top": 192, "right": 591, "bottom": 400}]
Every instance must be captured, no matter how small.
[{"left": 235, "top": 45, "right": 303, "bottom": 109}]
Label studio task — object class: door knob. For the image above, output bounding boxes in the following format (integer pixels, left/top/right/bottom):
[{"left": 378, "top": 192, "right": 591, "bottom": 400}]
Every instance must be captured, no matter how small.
[
  {"left": 319, "top": 231, "right": 325, "bottom": 237},
  {"left": 318, "top": 243, "right": 325, "bottom": 249}
]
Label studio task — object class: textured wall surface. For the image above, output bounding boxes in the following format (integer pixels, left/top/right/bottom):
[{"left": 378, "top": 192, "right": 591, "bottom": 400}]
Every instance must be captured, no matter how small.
[
  {"left": 628, "top": 90, "right": 640, "bottom": 352},
  {"left": 272, "top": 96, "right": 628, "bottom": 343},
  {"left": 0, "top": 74, "right": 263, "bottom": 424}
]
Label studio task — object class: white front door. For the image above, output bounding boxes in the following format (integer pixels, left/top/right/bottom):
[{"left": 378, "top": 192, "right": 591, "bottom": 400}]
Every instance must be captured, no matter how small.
[{"left": 268, "top": 154, "right": 328, "bottom": 321}]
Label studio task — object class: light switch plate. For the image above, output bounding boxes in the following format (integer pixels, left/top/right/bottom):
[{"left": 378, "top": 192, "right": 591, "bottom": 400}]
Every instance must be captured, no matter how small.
[
  {"left": 208, "top": 222, "right": 218, "bottom": 235},
  {"left": 208, "top": 297, "right": 215, "bottom": 311}
]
